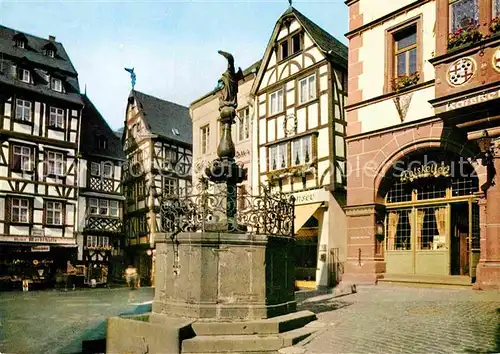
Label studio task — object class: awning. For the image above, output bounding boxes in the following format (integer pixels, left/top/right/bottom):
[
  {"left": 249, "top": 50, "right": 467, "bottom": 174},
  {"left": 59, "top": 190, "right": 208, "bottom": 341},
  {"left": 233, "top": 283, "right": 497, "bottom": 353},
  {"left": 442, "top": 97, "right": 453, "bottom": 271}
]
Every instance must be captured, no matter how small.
[{"left": 294, "top": 203, "right": 322, "bottom": 232}]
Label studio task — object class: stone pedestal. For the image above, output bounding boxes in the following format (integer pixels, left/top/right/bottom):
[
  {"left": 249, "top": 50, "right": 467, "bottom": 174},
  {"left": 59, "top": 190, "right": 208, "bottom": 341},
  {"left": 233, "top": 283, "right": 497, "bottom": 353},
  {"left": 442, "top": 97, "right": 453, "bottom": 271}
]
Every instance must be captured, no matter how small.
[{"left": 153, "top": 232, "right": 296, "bottom": 320}]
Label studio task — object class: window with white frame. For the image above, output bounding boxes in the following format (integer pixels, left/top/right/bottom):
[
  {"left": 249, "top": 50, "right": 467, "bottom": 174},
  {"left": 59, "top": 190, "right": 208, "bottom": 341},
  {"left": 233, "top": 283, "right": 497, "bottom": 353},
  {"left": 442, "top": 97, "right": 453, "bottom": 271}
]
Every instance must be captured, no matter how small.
[
  {"left": 299, "top": 74, "right": 317, "bottom": 104},
  {"left": 269, "top": 89, "right": 284, "bottom": 116},
  {"left": 200, "top": 125, "right": 210, "bottom": 155},
  {"left": 15, "top": 99, "right": 31, "bottom": 121},
  {"left": 90, "top": 162, "right": 100, "bottom": 176},
  {"left": 49, "top": 107, "right": 64, "bottom": 128},
  {"left": 47, "top": 151, "right": 64, "bottom": 176},
  {"left": 103, "top": 163, "right": 113, "bottom": 178},
  {"left": 12, "top": 145, "right": 32, "bottom": 171},
  {"left": 99, "top": 199, "right": 109, "bottom": 215},
  {"left": 89, "top": 198, "right": 98, "bottom": 215},
  {"left": 51, "top": 77, "right": 62, "bottom": 92},
  {"left": 87, "top": 235, "right": 98, "bottom": 248},
  {"left": 45, "top": 49, "right": 54, "bottom": 57},
  {"left": 110, "top": 200, "right": 119, "bottom": 217},
  {"left": 98, "top": 236, "right": 110, "bottom": 248},
  {"left": 163, "top": 177, "right": 177, "bottom": 195},
  {"left": 45, "top": 201, "right": 62, "bottom": 225},
  {"left": 15, "top": 39, "right": 25, "bottom": 48},
  {"left": 291, "top": 136, "right": 312, "bottom": 166},
  {"left": 450, "top": 0, "right": 479, "bottom": 33},
  {"left": 238, "top": 107, "right": 250, "bottom": 142},
  {"left": 269, "top": 143, "right": 288, "bottom": 171},
  {"left": 20, "top": 69, "right": 30, "bottom": 83},
  {"left": 11, "top": 198, "right": 29, "bottom": 223}
]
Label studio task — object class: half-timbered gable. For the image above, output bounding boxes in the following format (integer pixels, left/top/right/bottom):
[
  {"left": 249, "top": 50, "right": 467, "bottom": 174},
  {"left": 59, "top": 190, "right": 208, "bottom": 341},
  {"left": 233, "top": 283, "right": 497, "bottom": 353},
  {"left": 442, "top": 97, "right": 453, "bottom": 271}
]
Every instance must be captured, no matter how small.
[
  {"left": 122, "top": 90, "right": 192, "bottom": 285},
  {"left": 251, "top": 7, "right": 348, "bottom": 289},
  {"left": 0, "top": 26, "right": 83, "bottom": 276},
  {"left": 77, "top": 94, "right": 125, "bottom": 285}
]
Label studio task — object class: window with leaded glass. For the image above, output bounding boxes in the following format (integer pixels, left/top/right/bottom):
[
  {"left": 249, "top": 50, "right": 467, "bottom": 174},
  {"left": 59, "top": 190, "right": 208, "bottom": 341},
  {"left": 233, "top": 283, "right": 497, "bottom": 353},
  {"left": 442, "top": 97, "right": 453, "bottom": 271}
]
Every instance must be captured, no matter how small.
[
  {"left": 291, "top": 136, "right": 312, "bottom": 166},
  {"left": 45, "top": 201, "right": 62, "bottom": 225},
  {"left": 450, "top": 0, "right": 479, "bottom": 32},
  {"left": 163, "top": 177, "right": 177, "bottom": 195},
  {"left": 394, "top": 25, "right": 417, "bottom": 78},
  {"left": 386, "top": 209, "right": 412, "bottom": 250},
  {"left": 11, "top": 198, "right": 29, "bottom": 223}
]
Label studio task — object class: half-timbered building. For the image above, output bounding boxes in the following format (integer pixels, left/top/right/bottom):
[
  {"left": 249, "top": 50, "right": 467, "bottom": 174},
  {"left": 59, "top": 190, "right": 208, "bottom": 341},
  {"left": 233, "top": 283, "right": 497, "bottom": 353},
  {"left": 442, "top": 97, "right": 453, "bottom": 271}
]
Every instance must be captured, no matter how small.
[
  {"left": 0, "top": 26, "right": 83, "bottom": 286},
  {"left": 122, "top": 90, "right": 192, "bottom": 285},
  {"left": 77, "top": 94, "right": 125, "bottom": 286},
  {"left": 251, "top": 7, "right": 348, "bottom": 289}
]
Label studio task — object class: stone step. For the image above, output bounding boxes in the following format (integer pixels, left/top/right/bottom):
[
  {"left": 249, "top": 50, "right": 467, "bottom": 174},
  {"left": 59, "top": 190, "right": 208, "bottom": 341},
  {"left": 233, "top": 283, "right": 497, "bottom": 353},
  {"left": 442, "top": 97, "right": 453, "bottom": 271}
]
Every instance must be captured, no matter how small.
[
  {"left": 182, "top": 334, "right": 283, "bottom": 353},
  {"left": 378, "top": 274, "right": 472, "bottom": 289},
  {"left": 182, "top": 326, "right": 315, "bottom": 354},
  {"left": 191, "top": 310, "right": 317, "bottom": 336}
]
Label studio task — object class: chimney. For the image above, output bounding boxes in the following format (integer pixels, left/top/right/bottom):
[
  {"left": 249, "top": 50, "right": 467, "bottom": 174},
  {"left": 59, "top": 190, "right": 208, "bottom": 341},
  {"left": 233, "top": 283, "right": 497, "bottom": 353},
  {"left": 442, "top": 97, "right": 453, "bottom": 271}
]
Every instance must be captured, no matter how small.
[{"left": 48, "top": 35, "right": 56, "bottom": 41}]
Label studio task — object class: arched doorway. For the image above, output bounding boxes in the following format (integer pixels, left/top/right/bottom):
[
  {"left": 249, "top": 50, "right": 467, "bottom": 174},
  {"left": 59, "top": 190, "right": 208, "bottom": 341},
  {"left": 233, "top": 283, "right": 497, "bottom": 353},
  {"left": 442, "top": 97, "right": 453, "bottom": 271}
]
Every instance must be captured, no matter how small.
[{"left": 380, "top": 149, "right": 480, "bottom": 279}]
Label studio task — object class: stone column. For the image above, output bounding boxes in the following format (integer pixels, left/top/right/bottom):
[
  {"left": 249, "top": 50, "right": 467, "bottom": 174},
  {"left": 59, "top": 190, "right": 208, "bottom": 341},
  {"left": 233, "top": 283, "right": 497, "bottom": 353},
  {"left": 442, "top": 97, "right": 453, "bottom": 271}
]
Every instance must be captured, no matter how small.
[{"left": 475, "top": 153, "right": 500, "bottom": 290}]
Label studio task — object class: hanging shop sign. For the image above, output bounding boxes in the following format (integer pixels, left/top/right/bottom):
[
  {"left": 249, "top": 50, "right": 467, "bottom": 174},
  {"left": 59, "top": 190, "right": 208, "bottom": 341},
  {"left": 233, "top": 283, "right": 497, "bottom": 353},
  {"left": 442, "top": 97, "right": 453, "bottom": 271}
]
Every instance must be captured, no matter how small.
[
  {"left": 0, "top": 235, "right": 76, "bottom": 244},
  {"left": 400, "top": 162, "right": 451, "bottom": 182}
]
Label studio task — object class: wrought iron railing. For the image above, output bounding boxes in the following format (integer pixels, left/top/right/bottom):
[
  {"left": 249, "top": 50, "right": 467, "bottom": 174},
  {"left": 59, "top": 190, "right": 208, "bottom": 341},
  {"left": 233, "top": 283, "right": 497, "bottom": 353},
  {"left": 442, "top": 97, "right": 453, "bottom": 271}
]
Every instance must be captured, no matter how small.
[{"left": 159, "top": 183, "right": 295, "bottom": 237}]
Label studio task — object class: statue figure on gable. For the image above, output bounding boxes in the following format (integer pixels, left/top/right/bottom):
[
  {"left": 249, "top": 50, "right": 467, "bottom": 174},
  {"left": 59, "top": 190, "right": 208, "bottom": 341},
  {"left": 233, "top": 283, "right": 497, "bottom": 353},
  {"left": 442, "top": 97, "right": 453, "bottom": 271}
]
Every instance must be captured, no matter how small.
[{"left": 217, "top": 50, "right": 243, "bottom": 111}]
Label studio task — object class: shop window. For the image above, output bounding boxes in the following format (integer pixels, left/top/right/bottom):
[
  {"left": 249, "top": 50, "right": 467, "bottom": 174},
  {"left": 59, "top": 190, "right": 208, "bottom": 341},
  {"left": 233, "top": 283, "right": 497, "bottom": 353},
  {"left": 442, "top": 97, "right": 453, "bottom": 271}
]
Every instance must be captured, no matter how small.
[
  {"left": 416, "top": 207, "right": 447, "bottom": 250},
  {"left": 450, "top": 0, "right": 479, "bottom": 33},
  {"left": 11, "top": 198, "right": 29, "bottom": 223},
  {"left": 291, "top": 136, "right": 312, "bottom": 166},
  {"left": 12, "top": 145, "right": 32, "bottom": 172},
  {"left": 386, "top": 209, "right": 412, "bottom": 251},
  {"left": 386, "top": 180, "right": 412, "bottom": 203},
  {"left": 451, "top": 175, "right": 479, "bottom": 196},
  {"left": 49, "top": 107, "right": 64, "bottom": 129},
  {"left": 45, "top": 201, "right": 62, "bottom": 225},
  {"left": 299, "top": 74, "right": 317, "bottom": 104},
  {"left": 269, "top": 89, "right": 284, "bottom": 115},
  {"left": 269, "top": 142, "right": 288, "bottom": 171},
  {"left": 417, "top": 179, "right": 447, "bottom": 200}
]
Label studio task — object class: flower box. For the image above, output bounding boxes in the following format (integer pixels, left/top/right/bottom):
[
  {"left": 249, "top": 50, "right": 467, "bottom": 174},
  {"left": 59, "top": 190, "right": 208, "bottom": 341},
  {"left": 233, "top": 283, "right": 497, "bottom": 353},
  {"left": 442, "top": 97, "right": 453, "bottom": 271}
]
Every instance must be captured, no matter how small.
[
  {"left": 490, "top": 17, "right": 500, "bottom": 35},
  {"left": 448, "top": 20, "right": 483, "bottom": 51},
  {"left": 391, "top": 72, "right": 420, "bottom": 91}
]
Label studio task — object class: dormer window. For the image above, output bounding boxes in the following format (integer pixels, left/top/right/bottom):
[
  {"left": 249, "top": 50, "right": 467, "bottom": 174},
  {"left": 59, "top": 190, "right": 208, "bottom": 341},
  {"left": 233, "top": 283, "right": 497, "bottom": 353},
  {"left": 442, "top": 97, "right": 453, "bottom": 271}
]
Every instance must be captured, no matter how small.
[
  {"left": 50, "top": 77, "right": 62, "bottom": 92},
  {"left": 20, "top": 69, "right": 30, "bottom": 83},
  {"left": 45, "top": 49, "right": 54, "bottom": 58},
  {"left": 15, "top": 39, "right": 25, "bottom": 49}
]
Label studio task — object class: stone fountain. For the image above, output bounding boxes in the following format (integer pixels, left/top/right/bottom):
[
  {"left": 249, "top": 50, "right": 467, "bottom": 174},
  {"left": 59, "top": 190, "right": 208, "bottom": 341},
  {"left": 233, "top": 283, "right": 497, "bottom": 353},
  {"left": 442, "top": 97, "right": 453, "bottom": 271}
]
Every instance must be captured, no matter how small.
[{"left": 106, "top": 52, "right": 316, "bottom": 354}]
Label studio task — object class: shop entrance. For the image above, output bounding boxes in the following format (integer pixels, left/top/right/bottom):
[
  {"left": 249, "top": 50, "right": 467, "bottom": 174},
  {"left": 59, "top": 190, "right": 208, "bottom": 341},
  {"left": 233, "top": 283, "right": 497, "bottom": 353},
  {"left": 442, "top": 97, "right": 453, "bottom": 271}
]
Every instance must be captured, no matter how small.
[{"left": 383, "top": 150, "right": 480, "bottom": 278}]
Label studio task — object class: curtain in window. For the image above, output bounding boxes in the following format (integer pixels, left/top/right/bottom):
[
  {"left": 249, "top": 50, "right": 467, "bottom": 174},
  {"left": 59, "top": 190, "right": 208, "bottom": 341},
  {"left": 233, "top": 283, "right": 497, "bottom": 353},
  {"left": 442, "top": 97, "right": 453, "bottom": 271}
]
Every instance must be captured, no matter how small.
[
  {"left": 416, "top": 209, "right": 426, "bottom": 250},
  {"left": 387, "top": 211, "right": 399, "bottom": 251},
  {"left": 435, "top": 207, "right": 447, "bottom": 249},
  {"left": 304, "top": 137, "right": 311, "bottom": 163},
  {"left": 293, "top": 140, "right": 301, "bottom": 165},
  {"left": 450, "top": 0, "right": 479, "bottom": 32},
  {"left": 279, "top": 144, "right": 287, "bottom": 169}
]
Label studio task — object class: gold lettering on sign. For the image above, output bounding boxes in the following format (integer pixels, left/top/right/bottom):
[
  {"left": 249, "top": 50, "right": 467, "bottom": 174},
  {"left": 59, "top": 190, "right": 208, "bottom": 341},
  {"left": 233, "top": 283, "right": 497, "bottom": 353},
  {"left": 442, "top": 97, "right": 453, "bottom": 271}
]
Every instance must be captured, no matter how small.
[
  {"left": 446, "top": 90, "right": 500, "bottom": 111},
  {"left": 400, "top": 162, "right": 451, "bottom": 182}
]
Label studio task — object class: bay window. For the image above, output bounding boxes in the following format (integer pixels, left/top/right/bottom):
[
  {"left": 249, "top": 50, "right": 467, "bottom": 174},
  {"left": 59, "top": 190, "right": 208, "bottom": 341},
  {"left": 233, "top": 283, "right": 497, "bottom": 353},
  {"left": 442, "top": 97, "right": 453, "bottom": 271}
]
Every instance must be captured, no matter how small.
[
  {"left": 99, "top": 199, "right": 109, "bottom": 215},
  {"left": 89, "top": 198, "right": 98, "bottom": 215},
  {"left": 90, "top": 162, "right": 100, "bottom": 176},
  {"left": 291, "top": 136, "right": 312, "bottom": 166},
  {"left": 110, "top": 201, "right": 119, "bottom": 217},
  {"left": 269, "top": 143, "right": 288, "bottom": 171}
]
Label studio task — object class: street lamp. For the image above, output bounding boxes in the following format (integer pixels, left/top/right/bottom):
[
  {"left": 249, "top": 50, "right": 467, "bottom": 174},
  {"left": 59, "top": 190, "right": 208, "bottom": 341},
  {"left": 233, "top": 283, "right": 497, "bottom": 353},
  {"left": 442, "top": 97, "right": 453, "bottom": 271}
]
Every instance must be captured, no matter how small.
[{"left": 477, "top": 130, "right": 493, "bottom": 166}]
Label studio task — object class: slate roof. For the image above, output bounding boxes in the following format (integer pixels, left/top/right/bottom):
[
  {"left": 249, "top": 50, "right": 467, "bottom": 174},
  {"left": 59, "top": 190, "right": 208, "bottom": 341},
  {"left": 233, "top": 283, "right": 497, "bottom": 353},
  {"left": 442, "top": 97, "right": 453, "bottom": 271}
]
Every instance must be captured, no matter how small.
[
  {"left": 80, "top": 94, "right": 125, "bottom": 160},
  {"left": 283, "top": 7, "right": 348, "bottom": 67},
  {"left": 0, "top": 25, "right": 82, "bottom": 105},
  {"left": 131, "top": 90, "right": 192, "bottom": 145}
]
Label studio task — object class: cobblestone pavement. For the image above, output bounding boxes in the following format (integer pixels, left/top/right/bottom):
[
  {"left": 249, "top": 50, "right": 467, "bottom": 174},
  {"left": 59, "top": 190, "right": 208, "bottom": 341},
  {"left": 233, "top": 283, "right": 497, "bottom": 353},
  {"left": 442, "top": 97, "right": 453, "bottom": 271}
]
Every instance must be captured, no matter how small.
[
  {"left": 0, "top": 287, "right": 154, "bottom": 354},
  {"left": 297, "top": 285, "right": 500, "bottom": 354}
]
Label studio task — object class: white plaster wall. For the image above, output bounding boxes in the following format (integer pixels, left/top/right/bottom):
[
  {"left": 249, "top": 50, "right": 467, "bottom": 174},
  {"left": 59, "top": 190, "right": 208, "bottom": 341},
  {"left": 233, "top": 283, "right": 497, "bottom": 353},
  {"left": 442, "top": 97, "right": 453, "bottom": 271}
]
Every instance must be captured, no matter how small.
[
  {"left": 358, "top": 2, "right": 436, "bottom": 102},
  {"left": 359, "top": 0, "right": 418, "bottom": 25},
  {"left": 357, "top": 86, "right": 435, "bottom": 132}
]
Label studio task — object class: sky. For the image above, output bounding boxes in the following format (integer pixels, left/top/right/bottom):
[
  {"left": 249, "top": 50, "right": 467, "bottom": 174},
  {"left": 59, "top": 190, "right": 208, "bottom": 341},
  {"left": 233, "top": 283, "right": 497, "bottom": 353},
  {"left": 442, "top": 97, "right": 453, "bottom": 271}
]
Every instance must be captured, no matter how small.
[{"left": 0, "top": 0, "right": 348, "bottom": 131}]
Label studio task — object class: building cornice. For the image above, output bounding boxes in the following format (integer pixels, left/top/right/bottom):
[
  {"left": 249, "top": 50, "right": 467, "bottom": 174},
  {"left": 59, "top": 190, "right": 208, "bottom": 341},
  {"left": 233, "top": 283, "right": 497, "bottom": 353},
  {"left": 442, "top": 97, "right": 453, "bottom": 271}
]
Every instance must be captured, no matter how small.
[
  {"left": 345, "top": 0, "right": 360, "bottom": 6},
  {"left": 345, "top": 0, "right": 432, "bottom": 39}
]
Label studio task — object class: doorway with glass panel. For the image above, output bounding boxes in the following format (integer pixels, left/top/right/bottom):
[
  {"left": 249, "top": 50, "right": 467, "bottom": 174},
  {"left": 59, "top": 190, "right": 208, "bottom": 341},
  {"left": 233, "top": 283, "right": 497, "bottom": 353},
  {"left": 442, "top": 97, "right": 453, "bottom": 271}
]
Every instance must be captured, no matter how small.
[{"left": 383, "top": 151, "right": 480, "bottom": 278}]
